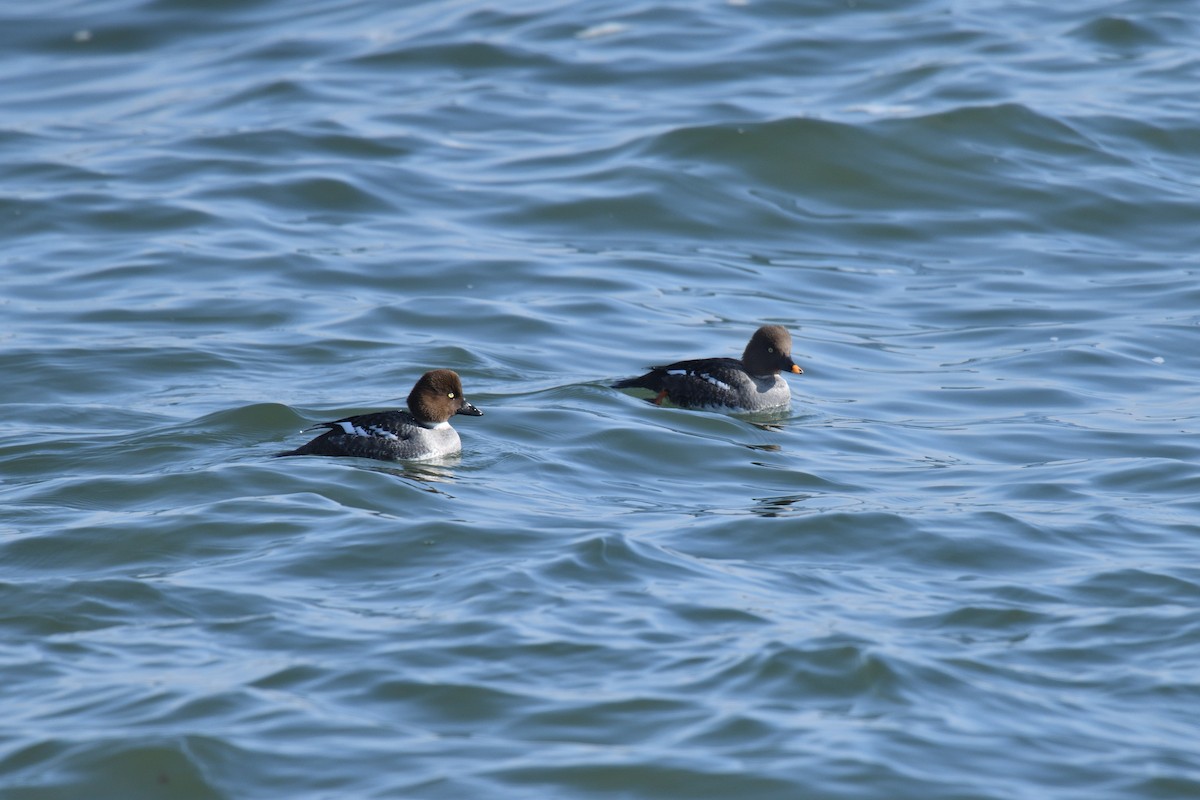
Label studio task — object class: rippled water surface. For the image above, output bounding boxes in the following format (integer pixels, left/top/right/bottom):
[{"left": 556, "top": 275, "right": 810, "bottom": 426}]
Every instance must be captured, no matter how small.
[{"left": 4, "top": 1, "right": 1200, "bottom": 798}]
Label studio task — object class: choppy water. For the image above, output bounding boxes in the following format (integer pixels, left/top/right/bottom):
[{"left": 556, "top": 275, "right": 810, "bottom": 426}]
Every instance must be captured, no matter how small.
[{"left": 4, "top": 1, "right": 1200, "bottom": 798}]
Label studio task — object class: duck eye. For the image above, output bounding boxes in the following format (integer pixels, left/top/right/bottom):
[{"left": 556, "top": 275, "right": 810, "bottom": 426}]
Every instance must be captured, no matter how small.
[
  {"left": 447, "top": 392, "right": 456, "bottom": 398},
  {"left": 767, "top": 347, "right": 774, "bottom": 353}
]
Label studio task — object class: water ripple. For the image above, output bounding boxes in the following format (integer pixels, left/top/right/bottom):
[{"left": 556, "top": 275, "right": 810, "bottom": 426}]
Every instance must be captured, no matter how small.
[{"left": 4, "top": 0, "right": 1200, "bottom": 798}]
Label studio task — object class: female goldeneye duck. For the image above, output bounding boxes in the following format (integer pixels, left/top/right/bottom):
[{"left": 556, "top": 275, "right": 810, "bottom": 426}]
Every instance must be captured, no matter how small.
[
  {"left": 613, "top": 324, "right": 803, "bottom": 412},
  {"left": 277, "top": 369, "right": 483, "bottom": 461}
]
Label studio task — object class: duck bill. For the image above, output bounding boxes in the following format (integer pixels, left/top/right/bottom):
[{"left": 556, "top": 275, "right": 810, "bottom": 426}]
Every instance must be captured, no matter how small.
[
  {"left": 790, "top": 364, "right": 803, "bottom": 374},
  {"left": 457, "top": 400, "right": 483, "bottom": 416}
]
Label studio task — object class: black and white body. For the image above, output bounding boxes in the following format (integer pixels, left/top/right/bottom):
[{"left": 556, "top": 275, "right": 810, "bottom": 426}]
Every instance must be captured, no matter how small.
[
  {"left": 278, "top": 369, "right": 482, "bottom": 461},
  {"left": 614, "top": 325, "right": 802, "bottom": 412}
]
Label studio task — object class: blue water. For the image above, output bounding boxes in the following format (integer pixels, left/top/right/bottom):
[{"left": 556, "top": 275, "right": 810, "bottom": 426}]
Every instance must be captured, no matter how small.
[{"left": 4, "top": 1, "right": 1200, "bottom": 798}]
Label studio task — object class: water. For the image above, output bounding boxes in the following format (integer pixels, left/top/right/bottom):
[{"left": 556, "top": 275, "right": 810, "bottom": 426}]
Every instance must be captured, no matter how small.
[{"left": 3, "top": 1, "right": 1200, "bottom": 798}]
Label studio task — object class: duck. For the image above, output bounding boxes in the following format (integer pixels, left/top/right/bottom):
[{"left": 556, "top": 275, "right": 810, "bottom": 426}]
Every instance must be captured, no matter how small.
[
  {"left": 613, "top": 325, "right": 802, "bottom": 412},
  {"left": 278, "top": 369, "right": 482, "bottom": 461}
]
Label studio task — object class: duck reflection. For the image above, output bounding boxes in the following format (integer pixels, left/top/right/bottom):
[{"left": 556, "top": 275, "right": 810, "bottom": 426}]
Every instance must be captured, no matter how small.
[
  {"left": 363, "top": 459, "right": 461, "bottom": 496},
  {"left": 748, "top": 494, "right": 812, "bottom": 517}
]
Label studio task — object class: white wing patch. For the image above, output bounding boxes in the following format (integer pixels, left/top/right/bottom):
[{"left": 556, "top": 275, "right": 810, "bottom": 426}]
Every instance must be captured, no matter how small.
[
  {"left": 365, "top": 425, "right": 400, "bottom": 440},
  {"left": 336, "top": 421, "right": 399, "bottom": 440},
  {"left": 703, "top": 375, "right": 732, "bottom": 393},
  {"left": 665, "top": 368, "right": 733, "bottom": 394},
  {"left": 696, "top": 373, "right": 733, "bottom": 393}
]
